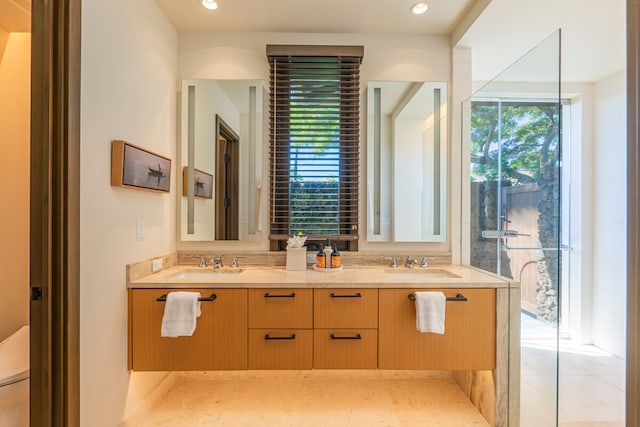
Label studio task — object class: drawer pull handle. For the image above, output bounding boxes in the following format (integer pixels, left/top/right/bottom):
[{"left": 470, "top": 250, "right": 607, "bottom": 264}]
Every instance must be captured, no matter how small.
[
  {"left": 264, "top": 334, "right": 296, "bottom": 340},
  {"left": 330, "top": 333, "right": 362, "bottom": 340},
  {"left": 330, "top": 293, "right": 362, "bottom": 298},
  {"left": 264, "top": 292, "right": 296, "bottom": 298},
  {"left": 408, "top": 293, "right": 467, "bottom": 302},
  {"left": 156, "top": 293, "right": 217, "bottom": 302}
]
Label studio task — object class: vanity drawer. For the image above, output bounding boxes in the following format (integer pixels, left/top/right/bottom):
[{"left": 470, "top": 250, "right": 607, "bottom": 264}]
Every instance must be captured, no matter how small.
[
  {"left": 248, "top": 288, "right": 312, "bottom": 328},
  {"left": 248, "top": 329, "right": 313, "bottom": 370},
  {"left": 313, "top": 329, "right": 378, "bottom": 369},
  {"left": 314, "top": 289, "right": 378, "bottom": 328}
]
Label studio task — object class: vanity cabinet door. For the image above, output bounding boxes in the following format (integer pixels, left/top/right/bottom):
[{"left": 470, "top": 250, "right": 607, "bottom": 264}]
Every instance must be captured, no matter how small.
[
  {"left": 248, "top": 288, "right": 312, "bottom": 328},
  {"left": 378, "top": 288, "right": 496, "bottom": 370},
  {"left": 314, "top": 289, "right": 378, "bottom": 328},
  {"left": 129, "top": 288, "right": 247, "bottom": 371}
]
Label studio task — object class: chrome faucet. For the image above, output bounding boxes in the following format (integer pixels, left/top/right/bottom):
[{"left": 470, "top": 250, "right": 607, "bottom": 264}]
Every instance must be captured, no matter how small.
[
  {"left": 230, "top": 256, "right": 240, "bottom": 268},
  {"left": 405, "top": 256, "right": 418, "bottom": 269},
  {"left": 211, "top": 256, "right": 223, "bottom": 269},
  {"left": 195, "top": 256, "right": 207, "bottom": 268}
]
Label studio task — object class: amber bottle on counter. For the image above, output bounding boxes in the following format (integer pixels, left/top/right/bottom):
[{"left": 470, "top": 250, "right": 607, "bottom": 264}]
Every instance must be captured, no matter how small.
[
  {"left": 316, "top": 247, "right": 326, "bottom": 269},
  {"left": 331, "top": 244, "right": 341, "bottom": 269}
]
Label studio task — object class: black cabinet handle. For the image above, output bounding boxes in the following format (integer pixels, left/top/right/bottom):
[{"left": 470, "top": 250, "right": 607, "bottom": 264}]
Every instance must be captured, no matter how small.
[
  {"left": 264, "top": 292, "right": 296, "bottom": 298},
  {"left": 264, "top": 334, "right": 296, "bottom": 340},
  {"left": 330, "top": 293, "right": 362, "bottom": 298},
  {"left": 330, "top": 333, "right": 362, "bottom": 340},
  {"left": 408, "top": 293, "right": 467, "bottom": 302},
  {"left": 156, "top": 293, "right": 217, "bottom": 302}
]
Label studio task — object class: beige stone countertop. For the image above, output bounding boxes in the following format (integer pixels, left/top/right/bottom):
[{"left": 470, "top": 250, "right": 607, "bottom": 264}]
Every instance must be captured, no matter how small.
[{"left": 127, "top": 264, "right": 514, "bottom": 289}]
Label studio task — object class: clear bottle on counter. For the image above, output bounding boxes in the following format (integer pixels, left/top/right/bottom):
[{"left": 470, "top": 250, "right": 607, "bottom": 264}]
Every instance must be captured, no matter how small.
[{"left": 323, "top": 240, "right": 333, "bottom": 268}]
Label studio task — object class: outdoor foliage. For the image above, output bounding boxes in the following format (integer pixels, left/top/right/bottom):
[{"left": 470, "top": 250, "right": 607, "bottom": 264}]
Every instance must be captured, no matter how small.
[
  {"left": 470, "top": 102, "right": 560, "bottom": 184},
  {"left": 288, "top": 62, "right": 341, "bottom": 236}
]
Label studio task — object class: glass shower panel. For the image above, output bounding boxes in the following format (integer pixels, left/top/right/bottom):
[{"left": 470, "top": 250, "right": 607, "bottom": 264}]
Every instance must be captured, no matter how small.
[{"left": 462, "top": 31, "right": 561, "bottom": 426}]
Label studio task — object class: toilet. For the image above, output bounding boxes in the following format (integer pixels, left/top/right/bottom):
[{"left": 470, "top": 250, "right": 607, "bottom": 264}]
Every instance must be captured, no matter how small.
[{"left": 0, "top": 325, "right": 29, "bottom": 427}]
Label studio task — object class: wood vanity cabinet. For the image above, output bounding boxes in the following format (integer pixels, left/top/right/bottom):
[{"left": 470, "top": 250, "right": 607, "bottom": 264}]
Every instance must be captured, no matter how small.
[
  {"left": 378, "top": 288, "right": 496, "bottom": 370},
  {"left": 248, "top": 288, "right": 313, "bottom": 369},
  {"left": 128, "top": 288, "right": 247, "bottom": 371},
  {"left": 313, "top": 289, "right": 378, "bottom": 369}
]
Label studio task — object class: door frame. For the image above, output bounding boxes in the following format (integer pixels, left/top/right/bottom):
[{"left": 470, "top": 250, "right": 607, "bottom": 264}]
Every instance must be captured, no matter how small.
[
  {"left": 30, "top": 0, "right": 81, "bottom": 425},
  {"left": 627, "top": 1, "right": 640, "bottom": 424}
]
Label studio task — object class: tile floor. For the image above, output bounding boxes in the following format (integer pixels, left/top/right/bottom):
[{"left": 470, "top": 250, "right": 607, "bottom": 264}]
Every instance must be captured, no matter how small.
[
  {"left": 125, "top": 315, "right": 626, "bottom": 427},
  {"left": 124, "top": 370, "right": 491, "bottom": 427},
  {"left": 520, "top": 314, "right": 626, "bottom": 427}
]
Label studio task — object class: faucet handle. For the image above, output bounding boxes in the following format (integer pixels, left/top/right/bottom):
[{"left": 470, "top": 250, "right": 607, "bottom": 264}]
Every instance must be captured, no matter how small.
[
  {"left": 384, "top": 256, "right": 398, "bottom": 268},
  {"left": 230, "top": 256, "right": 244, "bottom": 268},
  {"left": 420, "top": 257, "right": 434, "bottom": 268}
]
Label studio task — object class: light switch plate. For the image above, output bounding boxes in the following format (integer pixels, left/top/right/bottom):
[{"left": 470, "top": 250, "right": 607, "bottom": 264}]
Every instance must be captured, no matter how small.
[
  {"left": 136, "top": 219, "right": 144, "bottom": 240},
  {"left": 152, "top": 258, "right": 163, "bottom": 273}
]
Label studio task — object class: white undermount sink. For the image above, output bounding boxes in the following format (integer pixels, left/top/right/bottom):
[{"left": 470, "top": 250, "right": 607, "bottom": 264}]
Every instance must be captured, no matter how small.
[
  {"left": 172, "top": 268, "right": 244, "bottom": 279},
  {"left": 385, "top": 269, "right": 460, "bottom": 279}
]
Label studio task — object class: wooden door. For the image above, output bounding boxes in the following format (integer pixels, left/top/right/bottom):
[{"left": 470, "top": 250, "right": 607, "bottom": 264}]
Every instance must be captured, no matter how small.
[
  {"left": 215, "top": 114, "right": 240, "bottom": 240},
  {"left": 503, "top": 183, "right": 541, "bottom": 315}
]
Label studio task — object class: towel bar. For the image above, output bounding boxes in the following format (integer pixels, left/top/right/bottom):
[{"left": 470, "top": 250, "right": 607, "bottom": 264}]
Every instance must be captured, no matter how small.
[
  {"left": 330, "top": 292, "right": 362, "bottom": 298},
  {"left": 264, "top": 292, "right": 296, "bottom": 298},
  {"left": 408, "top": 293, "right": 467, "bottom": 302},
  {"left": 156, "top": 293, "right": 217, "bottom": 302}
]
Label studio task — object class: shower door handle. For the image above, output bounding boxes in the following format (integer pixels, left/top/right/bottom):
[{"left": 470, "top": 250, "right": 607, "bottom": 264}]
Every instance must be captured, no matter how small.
[
  {"left": 501, "top": 244, "right": 571, "bottom": 251},
  {"left": 481, "top": 229, "right": 530, "bottom": 239}
]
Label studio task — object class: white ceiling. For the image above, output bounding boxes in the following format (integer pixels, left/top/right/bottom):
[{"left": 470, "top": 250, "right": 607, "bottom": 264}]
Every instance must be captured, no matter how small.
[
  {"left": 155, "top": 0, "right": 476, "bottom": 35},
  {"left": 457, "top": 0, "right": 626, "bottom": 84},
  {"left": 156, "top": 0, "right": 625, "bottom": 84}
]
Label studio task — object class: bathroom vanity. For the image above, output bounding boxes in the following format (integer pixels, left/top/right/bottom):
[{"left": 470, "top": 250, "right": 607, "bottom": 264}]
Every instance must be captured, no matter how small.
[
  {"left": 127, "top": 262, "right": 506, "bottom": 372},
  {"left": 126, "top": 254, "right": 519, "bottom": 427}
]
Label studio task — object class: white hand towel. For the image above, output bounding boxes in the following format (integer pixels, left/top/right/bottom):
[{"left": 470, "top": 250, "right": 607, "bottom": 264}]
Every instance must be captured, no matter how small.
[
  {"left": 414, "top": 291, "right": 446, "bottom": 334},
  {"left": 161, "top": 291, "right": 202, "bottom": 337}
]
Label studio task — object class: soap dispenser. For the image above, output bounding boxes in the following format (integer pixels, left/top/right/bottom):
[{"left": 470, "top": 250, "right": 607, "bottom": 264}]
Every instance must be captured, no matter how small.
[
  {"left": 316, "top": 245, "right": 327, "bottom": 269},
  {"left": 331, "top": 244, "right": 341, "bottom": 269}
]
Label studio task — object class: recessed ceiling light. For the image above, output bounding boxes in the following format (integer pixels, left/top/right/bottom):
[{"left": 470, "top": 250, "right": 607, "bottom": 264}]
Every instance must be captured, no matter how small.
[
  {"left": 410, "top": 2, "right": 428, "bottom": 15},
  {"left": 202, "top": 0, "right": 218, "bottom": 10}
]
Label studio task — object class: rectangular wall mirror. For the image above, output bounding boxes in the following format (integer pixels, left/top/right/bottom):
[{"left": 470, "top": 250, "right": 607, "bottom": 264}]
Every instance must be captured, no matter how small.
[
  {"left": 366, "top": 81, "right": 447, "bottom": 242},
  {"left": 179, "top": 79, "right": 263, "bottom": 241}
]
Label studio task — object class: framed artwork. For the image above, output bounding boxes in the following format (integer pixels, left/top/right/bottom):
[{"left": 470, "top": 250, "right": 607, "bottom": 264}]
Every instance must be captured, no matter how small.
[
  {"left": 111, "top": 140, "right": 171, "bottom": 193},
  {"left": 182, "top": 166, "right": 213, "bottom": 199}
]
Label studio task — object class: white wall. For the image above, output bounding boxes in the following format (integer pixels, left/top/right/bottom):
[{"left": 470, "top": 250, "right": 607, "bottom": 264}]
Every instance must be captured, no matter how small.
[
  {"left": 591, "top": 70, "right": 627, "bottom": 357},
  {"left": 80, "top": 0, "right": 177, "bottom": 425},
  {"left": 0, "top": 31, "right": 30, "bottom": 341},
  {"left": 177, "top": 32, "right": 454, "bottom": 253}
]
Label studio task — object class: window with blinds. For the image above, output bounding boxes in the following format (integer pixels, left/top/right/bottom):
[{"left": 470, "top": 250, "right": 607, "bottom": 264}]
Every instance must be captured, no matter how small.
[{"left": 268, "top": 45, "right": 363, "bottom": 250}]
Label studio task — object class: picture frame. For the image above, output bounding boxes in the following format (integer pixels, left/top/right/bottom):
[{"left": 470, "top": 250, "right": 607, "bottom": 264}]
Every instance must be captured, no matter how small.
[
  {"left": 182, "top": 166, "right": 214, "bottom": 199},
  {"left": 111, "top": 140, "right": 171, "bottom": 193}
]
